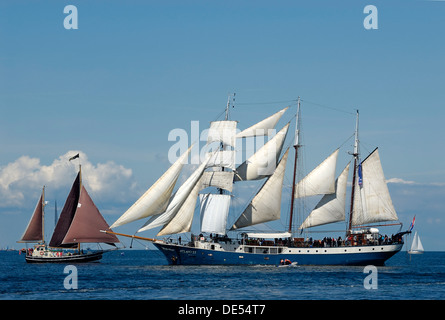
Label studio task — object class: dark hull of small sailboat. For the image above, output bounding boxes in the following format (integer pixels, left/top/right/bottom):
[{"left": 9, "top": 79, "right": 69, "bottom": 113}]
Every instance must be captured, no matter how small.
[{"left": 25, "top": 251, "right": 103, "bottom": 263}]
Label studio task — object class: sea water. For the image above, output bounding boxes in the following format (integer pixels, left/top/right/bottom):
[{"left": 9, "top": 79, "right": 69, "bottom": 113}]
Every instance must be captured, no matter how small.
[{"left": 1, "top": 250, "right": 444, "bottom": 300}]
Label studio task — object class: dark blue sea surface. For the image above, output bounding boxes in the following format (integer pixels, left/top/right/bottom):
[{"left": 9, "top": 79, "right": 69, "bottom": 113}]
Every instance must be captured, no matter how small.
[{"left": 1, "top": 250, "right": 444, "bottom": 300}]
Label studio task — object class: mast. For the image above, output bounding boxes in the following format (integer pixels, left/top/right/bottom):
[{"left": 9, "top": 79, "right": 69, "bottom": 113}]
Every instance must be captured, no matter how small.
[
  {"left": 347, "top": 110, "right": 359, "bottom": 234},
  {"left": 219, "top": 93, "right": 235, "bottom": 195},
  {"left": 42, "top": 186, "right": 45, "bottom": 243},
  {"left": 54, "top": 200, "right": 58, "bottom": 230},
  {"left": 288, "top": 97, "right": 301, "bottom": 233}
]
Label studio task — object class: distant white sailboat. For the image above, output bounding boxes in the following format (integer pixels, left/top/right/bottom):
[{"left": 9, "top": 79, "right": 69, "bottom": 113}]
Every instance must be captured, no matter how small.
[{"left": 408, "top": 231, "right": 424, "bottom": 254}]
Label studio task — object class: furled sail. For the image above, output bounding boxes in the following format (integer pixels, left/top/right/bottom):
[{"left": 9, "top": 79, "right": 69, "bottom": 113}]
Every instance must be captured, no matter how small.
[
  {"left": 234, "top": 123, "right": 290, "bottom": 181},
  {"left": 200, "top": 194, "right": 231, "bottom": 235},
  {"left": 137, "top": 158, "right": 209, "bottom": 233},
  {"left": 62, "top": 185, "right": 119, "bottom": 244},
  {"left": 299, "top": 163, "right": 350, "bottom": 229},
  {"left": 294, "top": 149, "right": 339, "bottom": 198},
  {"left": 351, "top": 148, "right": 398, "bottom": 225},
  {"left": 231, "top": 148, "right": 289, "bottom": 230},
  {"left": 18, "top": 188, "right": 44, "bottom": 243},
  {"left": 110, "top": 145, "right": 193, "bottom": 228},
  {"left": 236, "top": 106, "right": 289, "bottom": 138}
]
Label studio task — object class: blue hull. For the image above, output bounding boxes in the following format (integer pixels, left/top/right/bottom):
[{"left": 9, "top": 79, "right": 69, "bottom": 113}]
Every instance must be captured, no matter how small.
[{"left": 153, "top": 242, "right": 403, "bottom": 266}]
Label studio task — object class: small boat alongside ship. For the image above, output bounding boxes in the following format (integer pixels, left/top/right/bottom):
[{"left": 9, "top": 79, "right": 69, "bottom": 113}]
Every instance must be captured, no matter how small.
[
  {"left": 18, "top": 162, "right": 119, "bottom": 263},
  {"left": 105, "top": 97, "right": 411, "bottom": 266}
]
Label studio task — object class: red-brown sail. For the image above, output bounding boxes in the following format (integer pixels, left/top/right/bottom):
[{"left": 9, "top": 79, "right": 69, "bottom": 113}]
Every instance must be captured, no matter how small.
[
  {"left": 62, "top": 185, "right": 119, "bottom": 244},
  {"left": 19, "top": 190, "right": 44, "bottom": 242},
  {"left": 49, "top": 173, "right": 80, "bottom": 248}
]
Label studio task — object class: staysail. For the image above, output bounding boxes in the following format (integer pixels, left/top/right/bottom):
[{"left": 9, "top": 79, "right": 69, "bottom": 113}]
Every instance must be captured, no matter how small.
[
  {"left": 231, "top": 148, "right": 290, "bottom": 230},
  {"left": 294, "top": 149, "right": 339, "bottom": 198},
  {"left": 300, "top": 163, "right": 350, "bottom": 229},
  {"left": 236, "top": 106, "right": 289, "bottom": 138},
  {"left": 137, "top": 158, "right": 209, "bottom": 233},
  {"left": 234, "top": 123, "right": 290, "bottom": 181},
  {"left": 110, "top": 145, "right": 193, "bottom": 228},
  {"left": 351, "top": 148, "right": 398, "bottom": 226}
]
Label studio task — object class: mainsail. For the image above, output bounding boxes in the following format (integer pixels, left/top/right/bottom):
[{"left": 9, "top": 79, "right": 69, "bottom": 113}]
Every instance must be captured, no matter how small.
[
  {"left": 62, "top": 185, "right": 120, "bottom": 244},
  {"left": 200, "top": 194, "right": 231, "bottom": 235},
  {"left": 351, "top": 148, "right": 398, "bottom": 226},
  {"left": 49, "top": 173, "right": 81, "bottom": 248}
]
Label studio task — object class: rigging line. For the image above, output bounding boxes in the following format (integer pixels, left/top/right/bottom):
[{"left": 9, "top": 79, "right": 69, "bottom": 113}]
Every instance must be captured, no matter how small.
[
  {"left": 300, "top": 99, "right": 355, "bottom": 115},
  {"left": 236, "top": 99, "right": 297, "bottom": 106},
  {"left": 339, "top": 132, "right": 356, "bottom": 150}
]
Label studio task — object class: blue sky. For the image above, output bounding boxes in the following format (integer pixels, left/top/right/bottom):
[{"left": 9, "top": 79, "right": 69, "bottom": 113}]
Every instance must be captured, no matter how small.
[{"left": 1, "top": 0, "right": 445, "bottom": 250}]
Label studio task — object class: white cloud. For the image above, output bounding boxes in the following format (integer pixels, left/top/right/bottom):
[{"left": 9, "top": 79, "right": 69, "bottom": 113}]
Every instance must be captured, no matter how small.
[
  {"left": 386, "top": 178, "right": 416, "bottom": 185},
  {"left": 387, "top": 177, "right": 445, "bottom": 187},
  {"left": 0, "top": 151, "right": 137, "bottom": 208}
]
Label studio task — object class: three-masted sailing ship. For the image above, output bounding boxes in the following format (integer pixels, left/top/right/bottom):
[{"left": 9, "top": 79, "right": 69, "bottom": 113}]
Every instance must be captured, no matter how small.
[
  {"left": 105, "top": 97, "right": 409, "bottom": 265},
  {"left": 18, "top": 164, "right": 119, "bottom": 263}
]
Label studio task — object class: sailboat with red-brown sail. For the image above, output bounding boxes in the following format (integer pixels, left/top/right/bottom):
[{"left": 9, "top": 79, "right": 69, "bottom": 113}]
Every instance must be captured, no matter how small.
[{"left": 18, "top": 165, "right": 119, "bottom": 263}]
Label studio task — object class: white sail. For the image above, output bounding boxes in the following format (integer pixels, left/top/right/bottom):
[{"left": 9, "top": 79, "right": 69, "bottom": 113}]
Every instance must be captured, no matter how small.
[
  {"left": 409, "top": 231, "right": 424, "bottom": 253},
  {"left": 351, "top": 148, "right": 398, "bottom": 226},
  {"left": 157, "top": 180, "right": 201, "bottom": 236},
  {"left": 231, "top": 148, "right": 289, "bottom": 230},
  {"left": 234, "top": 123, "right": 289, "bottom": 181},
  {"left": 110, "top": 145, "right": 193, "bottom": 228},
  {"left": 205, "top": 150, "right": 236, "bottom": 170},
  {"left": 207, "top": 120, "right": 237, "bottom": 148},
  {"left": 199, "top": 194, "right": 231, "bottom": 235},
  {"left": 137, "top": 158, "right": 208, "bottom": 233},
  {"left": 300, "top": 163, "right": 350, "bottom": 229},
  {"left": 200, "top": 171, "right": 234, "bottom": 192},
  {"left": 236, "top": 106, "right": 289, "bottom": 138},
  {"left": 294, "top": 149, "right": 339, "bottom": 198}
]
